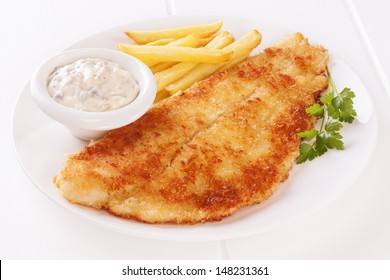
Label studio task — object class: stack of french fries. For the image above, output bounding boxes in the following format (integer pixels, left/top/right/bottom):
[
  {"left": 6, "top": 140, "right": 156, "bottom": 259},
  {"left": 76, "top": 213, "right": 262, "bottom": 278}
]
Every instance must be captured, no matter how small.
[{"left": 117, "top": 21, "right": 262, "bottom": 102}]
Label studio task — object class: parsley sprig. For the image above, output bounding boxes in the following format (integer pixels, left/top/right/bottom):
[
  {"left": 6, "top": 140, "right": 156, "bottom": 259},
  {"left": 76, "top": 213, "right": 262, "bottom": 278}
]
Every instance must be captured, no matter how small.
[{"left": 296, "top": 68, "right": 357, "bottom": 164}]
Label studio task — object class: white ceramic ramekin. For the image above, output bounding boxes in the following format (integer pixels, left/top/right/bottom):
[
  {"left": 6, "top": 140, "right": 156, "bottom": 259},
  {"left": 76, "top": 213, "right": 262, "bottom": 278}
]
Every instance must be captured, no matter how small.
[{"left": 30, "top": 48, "right": 156, "bottom": 140}]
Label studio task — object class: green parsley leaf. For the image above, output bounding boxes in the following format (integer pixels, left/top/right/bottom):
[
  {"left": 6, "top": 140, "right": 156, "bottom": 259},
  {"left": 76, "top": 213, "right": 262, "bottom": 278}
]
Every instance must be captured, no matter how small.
[
  {"left": 296, "top": 143, "right": 318, "bottom": 164},
  {"left": 320, "top": 91, "right": 334, "bottom": 105},
  {"left": 326, "top": 136, "right": 344, "bottom": 150},
  {"left": 305, "top": 103, "right": 324, "bottom": 118},
  {"left": 296, "top": 68, "right": 356, "bottom": 164},
  {"left": 314, "top": 132, "right": 328, "bottom": 156},
  {"left": 325, "top": 121, "right": 343, "bottom": 132},
  {"left": 297, "top": 129, "right": 318, "bottom": 141},
  {"left": 331, "top": 87, "right": 357, "bottom": 123},
  {"left": 340, "top": 87, "right": 356, "bottom": 99}
]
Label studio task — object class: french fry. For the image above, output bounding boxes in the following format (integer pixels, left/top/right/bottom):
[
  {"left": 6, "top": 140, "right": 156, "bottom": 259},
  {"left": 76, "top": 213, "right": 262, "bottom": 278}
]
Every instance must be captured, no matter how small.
[
  {"left": 203, "top": 31, "right": 234, "bottom": 49},
  {"left": 118, "top": 33, "right": 201, "bottom": 66},
  {"left": 150, "top": 62, "right": 178, "bottom": 73},
  {"left": 148, "top": 34, "right": 205, "bottom": 70},
  {"left": 154, "top": 89, "right": 170, "bottom": 102},
  {"left": 125, "top": 21, "right": 223, "bottom": 44},
  {"left": 150, "top": 34, "right": 221, "bottom": 73},
  {"left": 155, "top": 64, "right": 195, "bottom": 91},
  {"left": 221, "top": 29, "right": 262, "bottom": 58},
  {"left": 120, "top": 23, "right": 262, "bottom": 103},
  {"left": 117, "top": 44, "right": 233, "bottom": 66},
  {"left": 165, "top": 64, "right": 220, "bottom": 95},
  {"left": 198, "top": 35, "right": 216, "bottom": 46},
  {"left": 147, "top": 34, "right": 202, "bottom": 67},
  {"left": 146, "top": 38, "right": 175, "bottom": 46},
  {"left": 165, "top": 29, "right": 262, "bottom": 94},
  {"left": 164, "top": 34, "right": 200, "bottom": 47},
  {"left": 154, "top": 32, "right": 234, "bottom": 91},
  {"left": 219, "top": 53, "right": 251, "bottom": 72}
]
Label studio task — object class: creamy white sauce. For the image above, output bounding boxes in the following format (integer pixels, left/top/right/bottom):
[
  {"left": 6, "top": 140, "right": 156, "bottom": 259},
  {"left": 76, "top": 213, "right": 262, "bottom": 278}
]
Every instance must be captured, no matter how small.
[{"left": 47, "top": 58, "right": 139, "bottom": 112}]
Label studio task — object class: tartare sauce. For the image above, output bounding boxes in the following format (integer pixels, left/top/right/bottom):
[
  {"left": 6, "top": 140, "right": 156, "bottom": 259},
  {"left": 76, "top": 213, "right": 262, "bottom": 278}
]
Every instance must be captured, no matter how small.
[{"left": 47, "top": 58, "right": 139, "bottom": 112}]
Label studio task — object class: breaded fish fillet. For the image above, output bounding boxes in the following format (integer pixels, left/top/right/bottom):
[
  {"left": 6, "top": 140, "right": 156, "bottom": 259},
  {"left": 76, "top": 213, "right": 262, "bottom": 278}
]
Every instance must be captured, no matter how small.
[{"left": 55, "top": 33, "right": 328, "bottom": 224}]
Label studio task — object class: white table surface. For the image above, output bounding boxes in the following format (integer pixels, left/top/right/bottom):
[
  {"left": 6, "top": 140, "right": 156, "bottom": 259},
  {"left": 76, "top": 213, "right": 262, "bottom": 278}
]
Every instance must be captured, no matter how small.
[{"left": 1, "top": 0, "right": 389, "bottom": 259}]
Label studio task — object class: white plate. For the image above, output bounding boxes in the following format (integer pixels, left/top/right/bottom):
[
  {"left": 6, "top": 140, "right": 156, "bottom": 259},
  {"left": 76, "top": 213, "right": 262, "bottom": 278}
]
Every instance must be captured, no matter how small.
[{"left": 12, "top": 16, "right": 378, "bottom": 241}]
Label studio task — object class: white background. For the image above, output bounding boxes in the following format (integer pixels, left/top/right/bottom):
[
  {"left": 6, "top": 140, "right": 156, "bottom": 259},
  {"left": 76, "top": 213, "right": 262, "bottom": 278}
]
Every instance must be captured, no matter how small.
[{"left": 1, "top": 0, "right": 390, "bottom": 259}]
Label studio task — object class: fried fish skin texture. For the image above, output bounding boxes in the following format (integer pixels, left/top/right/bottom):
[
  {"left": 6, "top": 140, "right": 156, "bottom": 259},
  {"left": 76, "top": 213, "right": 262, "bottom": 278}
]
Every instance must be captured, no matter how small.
[{"left": 55, "top": 33, "right": 328, "bottom": 223}]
